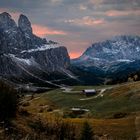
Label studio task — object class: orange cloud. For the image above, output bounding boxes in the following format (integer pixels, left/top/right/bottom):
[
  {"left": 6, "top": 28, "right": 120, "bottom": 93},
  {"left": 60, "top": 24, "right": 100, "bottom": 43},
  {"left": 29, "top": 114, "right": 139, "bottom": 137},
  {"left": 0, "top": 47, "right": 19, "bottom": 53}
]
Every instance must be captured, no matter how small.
[
  {"left": 65, "top": 16, "right": 104, "bottom": 26},
  {"left": 0, "top": 8, "right": 9, "bottom": 13},
  {"left": 106, "top": 10, "right": 140, "bottom": 17},
  {"left": 32, "top": 24, "right": 66, "bottom": 37}
]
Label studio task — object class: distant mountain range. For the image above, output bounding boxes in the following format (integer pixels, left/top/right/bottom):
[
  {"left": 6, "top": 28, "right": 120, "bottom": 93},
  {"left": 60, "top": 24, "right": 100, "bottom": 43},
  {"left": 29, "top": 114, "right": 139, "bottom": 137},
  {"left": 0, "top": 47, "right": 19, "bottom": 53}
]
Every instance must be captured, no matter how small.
[
  {"left": 72, "top": 35, "right": 140, "bottom": 68},
  {"left": 71, "top": 35, "right": 140, "bottom": 84},
  {"left": 0, "top": 12, "right": 140, "bottom": 90}
]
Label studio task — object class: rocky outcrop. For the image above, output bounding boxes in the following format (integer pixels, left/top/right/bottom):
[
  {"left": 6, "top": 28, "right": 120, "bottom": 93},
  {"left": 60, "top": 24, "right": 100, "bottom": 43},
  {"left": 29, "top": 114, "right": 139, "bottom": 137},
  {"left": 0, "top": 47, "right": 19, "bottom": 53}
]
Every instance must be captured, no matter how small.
[
  {"left": 18, "top": 14, "right": 32, "bottom": 35},
  {"left": 0, "top": 12, "right": 25, "bottom": 54}
]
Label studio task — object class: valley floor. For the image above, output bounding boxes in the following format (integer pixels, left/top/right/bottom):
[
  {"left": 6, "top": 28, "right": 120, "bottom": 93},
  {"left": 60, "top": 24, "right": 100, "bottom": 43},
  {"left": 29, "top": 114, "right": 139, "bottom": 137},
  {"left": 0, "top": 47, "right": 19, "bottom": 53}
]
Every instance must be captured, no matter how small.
[{"left": 15, "top": 81, "right": 140, "bottom": 140}]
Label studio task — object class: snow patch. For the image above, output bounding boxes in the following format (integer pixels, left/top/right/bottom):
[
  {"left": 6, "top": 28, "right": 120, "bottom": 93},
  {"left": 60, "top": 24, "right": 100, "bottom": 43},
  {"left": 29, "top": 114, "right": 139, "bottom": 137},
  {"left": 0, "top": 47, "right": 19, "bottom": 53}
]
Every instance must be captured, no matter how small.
[
  {"left": 61, "top": 68, "right": 77, "bottom": 79},
  {"left": 25, "top": 33, "right": 30, "bottom": 39},
  {"left": 117, "top": 59, "right": 134, "bottom": 62},
  {"left": 9, "top": 54, "right": 34, "bottom": 65},
  {"left": 21, "top": 44, "right": 60, "bottom": 53}
]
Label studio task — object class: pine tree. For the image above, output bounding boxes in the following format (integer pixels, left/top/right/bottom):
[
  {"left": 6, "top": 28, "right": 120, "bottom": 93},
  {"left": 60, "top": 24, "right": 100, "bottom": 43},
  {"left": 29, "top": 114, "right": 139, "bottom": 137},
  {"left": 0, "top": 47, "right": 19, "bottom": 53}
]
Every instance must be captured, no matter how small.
[{"left": 80, "top": 121, "right": 94, "bottom": 140}]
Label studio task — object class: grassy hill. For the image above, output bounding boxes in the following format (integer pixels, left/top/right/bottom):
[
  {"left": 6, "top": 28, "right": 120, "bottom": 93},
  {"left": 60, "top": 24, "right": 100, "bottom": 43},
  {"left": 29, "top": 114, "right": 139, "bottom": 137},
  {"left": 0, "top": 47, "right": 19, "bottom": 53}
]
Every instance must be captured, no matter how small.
[
  {"left": 19, "top": 81, "right": 140, "bottom": 139},
  {"left": 31, "top": 81, "right": 140, "bottom": 118},
  {"left": 0, "top": 81, "right": 138, "bottom": 139}
]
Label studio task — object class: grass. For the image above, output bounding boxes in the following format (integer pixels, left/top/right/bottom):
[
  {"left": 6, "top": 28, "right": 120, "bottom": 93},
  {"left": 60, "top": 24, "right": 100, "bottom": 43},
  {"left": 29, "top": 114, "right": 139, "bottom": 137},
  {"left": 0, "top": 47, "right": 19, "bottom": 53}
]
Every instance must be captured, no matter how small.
[
  {"left": 39, "top": 82, "right": 140, "bottom": 118},
  {"left": 65, "top": 117, "right": 136, "bottom": 139},
  {"left": 21, "top": 81, "right": 140, "bottom": 139},
  {"left": 71, "top": 84, "right": 114, "bottom": 91}
]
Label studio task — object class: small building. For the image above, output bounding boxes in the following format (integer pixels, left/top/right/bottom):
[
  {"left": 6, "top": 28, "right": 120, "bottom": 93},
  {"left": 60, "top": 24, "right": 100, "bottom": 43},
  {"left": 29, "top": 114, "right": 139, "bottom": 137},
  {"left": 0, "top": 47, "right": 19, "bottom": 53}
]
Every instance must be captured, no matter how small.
[
  {"left": 71, "top": 107, "right": 89, "bottom": 115},
  {"left": 82, "top": 89, "right": 96, "bottom": 96}
]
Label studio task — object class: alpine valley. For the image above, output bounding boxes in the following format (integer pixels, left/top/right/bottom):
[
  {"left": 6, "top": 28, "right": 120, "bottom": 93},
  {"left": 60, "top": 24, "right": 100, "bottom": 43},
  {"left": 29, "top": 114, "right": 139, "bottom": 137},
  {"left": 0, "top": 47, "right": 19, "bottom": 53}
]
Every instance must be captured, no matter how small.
[{"left": 0, "top": 11, "right": 140, "bottom": 140}]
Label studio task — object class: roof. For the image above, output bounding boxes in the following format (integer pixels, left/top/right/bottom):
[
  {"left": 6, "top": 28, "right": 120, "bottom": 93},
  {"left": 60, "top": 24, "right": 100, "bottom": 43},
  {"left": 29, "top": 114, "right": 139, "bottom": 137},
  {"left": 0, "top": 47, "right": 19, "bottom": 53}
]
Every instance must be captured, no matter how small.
[
  {"left": 83, "top": 89, "right": 96, "bottom": 93},
  {"left": 71, "top": 108, "right": 89, "bottom": 112}
]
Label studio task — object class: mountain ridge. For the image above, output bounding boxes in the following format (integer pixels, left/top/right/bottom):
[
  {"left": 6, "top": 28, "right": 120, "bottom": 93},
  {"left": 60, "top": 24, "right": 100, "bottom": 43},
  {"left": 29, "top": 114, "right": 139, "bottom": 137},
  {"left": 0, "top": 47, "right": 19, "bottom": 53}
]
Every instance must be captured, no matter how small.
[
  {"left": 0, "top": 12, "right": 76, "bottom": 89},
  {"left": 71, "top": 35, "right": 140, "bottom": 84},
  {"left": 0, "top": 12, "right": 140, "bottom": 88},
  {"left": 72, "top": 35, "right": 140, "bottom": 68}
]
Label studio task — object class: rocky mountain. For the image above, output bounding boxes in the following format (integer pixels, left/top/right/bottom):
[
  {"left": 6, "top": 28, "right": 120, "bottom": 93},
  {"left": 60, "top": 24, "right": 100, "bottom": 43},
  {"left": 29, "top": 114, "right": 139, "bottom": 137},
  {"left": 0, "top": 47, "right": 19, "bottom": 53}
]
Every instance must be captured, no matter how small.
[
  {"left": 0, "top": 12, "right": 76, "bottom": 89},
  {"left": 1, "top": 12, "right": 140, "bottom": 88},
  {"left": 71, "top": 35, "right": 140, "bottom": 84}
]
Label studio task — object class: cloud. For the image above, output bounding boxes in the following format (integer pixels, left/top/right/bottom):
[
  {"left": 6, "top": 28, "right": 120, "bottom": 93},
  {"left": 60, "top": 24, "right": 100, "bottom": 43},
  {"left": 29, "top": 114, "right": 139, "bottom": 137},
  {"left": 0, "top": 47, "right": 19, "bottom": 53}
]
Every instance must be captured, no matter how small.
[
  {"left": 106, "top": 9, "right": 140, "bottom": 17},
  {"left": 0, "top": 8, "right": 21, "bottom": 21},
  {"left": 89, "top": 0, "right": 103, "bottom": 5},
  {"left": 65, "top": 16, "right": 105, "bottom": 26},
  {"left": 50, "top": 0, "right": 63, "bottom": 6},
  {"left": 79, "top": 4, "right": 87, "bottom": 11},
  {"left": 32, "top": 24, "right": 67, "bottom": 37}
]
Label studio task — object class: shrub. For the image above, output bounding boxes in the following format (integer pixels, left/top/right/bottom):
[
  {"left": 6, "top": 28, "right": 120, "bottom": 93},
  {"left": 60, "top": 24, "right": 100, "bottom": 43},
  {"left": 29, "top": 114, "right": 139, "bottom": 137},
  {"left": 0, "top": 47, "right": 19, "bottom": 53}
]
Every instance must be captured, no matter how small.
[{"left": 113, "top": 112, "right": 127, "bottom": 119}]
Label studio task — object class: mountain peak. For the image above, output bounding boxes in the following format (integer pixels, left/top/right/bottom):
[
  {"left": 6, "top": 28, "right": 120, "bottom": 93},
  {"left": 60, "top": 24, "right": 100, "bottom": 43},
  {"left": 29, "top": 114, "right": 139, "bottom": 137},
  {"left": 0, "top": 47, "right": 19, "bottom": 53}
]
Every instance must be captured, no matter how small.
[
  {"left": 0, "top": 12, "right": 17, "bottom": 29},
  {"left": 0, "top": 12, "right": 11, "bottom": 18},
  {"left": 18, "top": 14, "right": 32, "bottom": 34},
  {"left": 73, "top": 35, "right": 140, "bottom": 69}
]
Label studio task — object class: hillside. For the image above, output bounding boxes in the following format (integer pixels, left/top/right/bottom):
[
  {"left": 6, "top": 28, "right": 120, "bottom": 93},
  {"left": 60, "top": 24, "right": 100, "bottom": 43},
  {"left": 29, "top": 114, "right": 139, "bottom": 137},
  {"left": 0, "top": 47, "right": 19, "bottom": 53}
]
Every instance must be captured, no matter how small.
[
  {"left": 28, "top": 81, "right": 140, "bottom": 118},
  {"left": 0, "top": 81, "right": 139, "bottom": 139},
  {"left": 16, "top": 81, "right": 140, "bottom": 140}
]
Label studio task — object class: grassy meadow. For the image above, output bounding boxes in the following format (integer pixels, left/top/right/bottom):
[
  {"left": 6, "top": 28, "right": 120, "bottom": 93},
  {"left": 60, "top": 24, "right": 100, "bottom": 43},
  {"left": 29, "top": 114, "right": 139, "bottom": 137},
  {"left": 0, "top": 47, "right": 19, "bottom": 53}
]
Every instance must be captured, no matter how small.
[{"left": 19, "top": 81, "right": 140, "bottom": 139}]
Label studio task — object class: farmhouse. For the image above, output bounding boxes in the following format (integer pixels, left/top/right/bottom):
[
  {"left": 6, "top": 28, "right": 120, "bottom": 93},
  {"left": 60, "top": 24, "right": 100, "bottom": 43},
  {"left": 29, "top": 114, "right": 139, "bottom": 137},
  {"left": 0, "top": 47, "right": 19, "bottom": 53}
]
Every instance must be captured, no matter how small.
[{"left": 82, "top": 89, "right": 96, "bottom": 96}]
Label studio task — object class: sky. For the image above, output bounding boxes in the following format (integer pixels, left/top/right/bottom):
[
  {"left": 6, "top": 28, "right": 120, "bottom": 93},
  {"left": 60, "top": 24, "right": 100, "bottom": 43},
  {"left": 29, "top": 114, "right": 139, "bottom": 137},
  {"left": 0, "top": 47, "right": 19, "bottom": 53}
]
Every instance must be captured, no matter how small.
[{"left": 0, "top": 0, "right": 140, "bottom": 58}]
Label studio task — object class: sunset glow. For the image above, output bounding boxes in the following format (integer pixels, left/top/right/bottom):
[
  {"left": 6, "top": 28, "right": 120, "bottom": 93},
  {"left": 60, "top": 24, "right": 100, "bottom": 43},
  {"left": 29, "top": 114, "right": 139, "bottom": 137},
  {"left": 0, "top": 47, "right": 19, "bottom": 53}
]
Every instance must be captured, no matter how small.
[
  {"left": 69, "top": 52, "right": 82, "bottom": 59},
  {"left": 32, "top": 24, "right": 66, "bottom": 37}
]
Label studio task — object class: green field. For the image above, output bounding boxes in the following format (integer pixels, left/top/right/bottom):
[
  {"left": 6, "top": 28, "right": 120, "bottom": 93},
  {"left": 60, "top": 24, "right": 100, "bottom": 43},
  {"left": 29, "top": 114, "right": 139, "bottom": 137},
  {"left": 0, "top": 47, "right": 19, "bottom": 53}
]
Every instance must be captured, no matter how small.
[
  {"left": 21, "top": 81, "right": 140, "bottom": 140},
  {"left": 37, "top": 82, "right": 140, "bottom": 118},
  {"left": 19, "top": 78, "right": 140, "bottom": 139}
]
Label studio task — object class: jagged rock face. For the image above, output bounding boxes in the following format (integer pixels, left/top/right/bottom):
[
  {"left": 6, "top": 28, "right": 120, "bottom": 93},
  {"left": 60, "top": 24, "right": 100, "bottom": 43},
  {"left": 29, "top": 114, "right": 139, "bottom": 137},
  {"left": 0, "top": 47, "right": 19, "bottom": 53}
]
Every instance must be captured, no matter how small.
[
  {"left": 73, "top": 36, "right": 140, "bottom": 69},
  {"left": 18, "top": 14, "right": 47, "bottom": 49},
  {"left": 0, "top": 12, "right": 25, "bottom": 54},
  {"left": 71, "top": 36, "right": 140, "bottom": 85},
  {"left": 21, "top": 47, "right": 70, "bottom": 72},
  {"left": 18, "top": 14, "right": 32, "bottom": 35},
  {"left": 0, "top": 12, "right": 72, "bottom": 87},
  {"left": 0, "top": 12, "right": 47, "bottom": 54},
  {"left": 0, "top": 55, "right": 22, "bottom": 76},
  {"left": 84, "top": 36, "right": 140, "bottom": 61},
  {"left": 0, "top": 12, "right": 17, "bottom": 29}
]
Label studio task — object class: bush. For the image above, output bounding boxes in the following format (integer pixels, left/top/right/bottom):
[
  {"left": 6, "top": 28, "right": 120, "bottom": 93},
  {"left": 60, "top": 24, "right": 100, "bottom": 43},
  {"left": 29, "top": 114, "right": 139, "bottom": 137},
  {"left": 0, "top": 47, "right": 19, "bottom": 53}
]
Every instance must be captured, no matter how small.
[
  {"left": 113, "top": 112, "right": 128, "bottom": 119},
  {"left": 0, "top": 80, "right": 18, "bottom": 121},
  {"left": 28, "top": 117, "right": 76, "bottom": 140}
]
